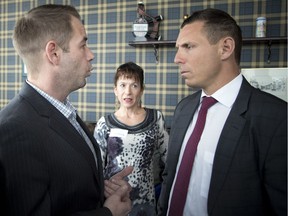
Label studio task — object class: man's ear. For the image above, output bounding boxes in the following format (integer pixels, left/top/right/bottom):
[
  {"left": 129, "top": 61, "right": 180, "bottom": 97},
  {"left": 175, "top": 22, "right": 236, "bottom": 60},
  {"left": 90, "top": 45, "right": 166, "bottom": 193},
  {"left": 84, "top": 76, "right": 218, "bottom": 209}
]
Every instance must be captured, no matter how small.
[
  {"left": 45, "top": 41, "right": 60, "bottom": 65},
  {"left": 220, "top": 37, "right": 235, "bottom": 60}
]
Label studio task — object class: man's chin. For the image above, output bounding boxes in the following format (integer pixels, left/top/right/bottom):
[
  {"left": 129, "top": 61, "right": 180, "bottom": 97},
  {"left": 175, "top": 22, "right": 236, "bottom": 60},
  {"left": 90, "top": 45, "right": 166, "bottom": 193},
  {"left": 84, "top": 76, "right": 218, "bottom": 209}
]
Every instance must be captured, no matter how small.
[
  {"left": 78, "top": 80, "right": 87, "bottom": 89},
  {"left": 185, "top": 80, "right": 200, "bottom": 90}
]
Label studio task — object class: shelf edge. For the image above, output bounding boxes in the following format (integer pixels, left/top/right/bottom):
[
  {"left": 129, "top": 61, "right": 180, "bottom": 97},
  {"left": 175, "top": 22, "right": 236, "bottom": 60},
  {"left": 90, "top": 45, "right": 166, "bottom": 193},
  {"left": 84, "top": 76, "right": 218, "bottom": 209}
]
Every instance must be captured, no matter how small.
[{"left": 128, "top": 36, "right": 287, "bottom": 47}]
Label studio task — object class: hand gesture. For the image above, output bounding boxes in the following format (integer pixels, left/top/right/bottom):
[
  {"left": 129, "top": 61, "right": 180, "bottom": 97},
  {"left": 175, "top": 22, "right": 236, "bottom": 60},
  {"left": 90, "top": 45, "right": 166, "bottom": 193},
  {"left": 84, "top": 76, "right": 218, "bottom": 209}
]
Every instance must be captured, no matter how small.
[{"left": 103, "top": 166, "right": 133, "bottom": 216}]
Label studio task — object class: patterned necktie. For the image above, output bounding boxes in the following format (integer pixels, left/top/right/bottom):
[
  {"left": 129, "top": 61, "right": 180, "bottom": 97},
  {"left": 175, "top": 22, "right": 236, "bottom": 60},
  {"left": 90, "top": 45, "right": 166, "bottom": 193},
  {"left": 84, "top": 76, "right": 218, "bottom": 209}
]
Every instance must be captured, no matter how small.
[{"left": 168, "top": 96, "right": 217, "bottom": 216}]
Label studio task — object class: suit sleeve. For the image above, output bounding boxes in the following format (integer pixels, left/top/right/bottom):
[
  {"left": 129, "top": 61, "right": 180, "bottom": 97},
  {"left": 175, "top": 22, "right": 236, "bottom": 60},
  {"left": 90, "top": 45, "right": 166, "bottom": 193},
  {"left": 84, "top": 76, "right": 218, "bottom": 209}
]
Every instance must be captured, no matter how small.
[
  {"left": 72, "top": 207, "right": 112, "bottom": 216},
  {"left": 0, "top": 121, "right": 51, "bottom": 215},
  {"left": 263, "top": 117, "right": 287, "bottom": 215}
]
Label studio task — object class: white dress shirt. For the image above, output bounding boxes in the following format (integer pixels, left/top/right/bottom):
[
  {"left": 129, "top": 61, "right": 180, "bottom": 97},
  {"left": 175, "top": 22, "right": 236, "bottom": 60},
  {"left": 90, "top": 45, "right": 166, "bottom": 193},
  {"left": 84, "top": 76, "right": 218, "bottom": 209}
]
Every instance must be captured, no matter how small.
[{"left": 168, "top": 74, "right": 242, "bottom": 216}]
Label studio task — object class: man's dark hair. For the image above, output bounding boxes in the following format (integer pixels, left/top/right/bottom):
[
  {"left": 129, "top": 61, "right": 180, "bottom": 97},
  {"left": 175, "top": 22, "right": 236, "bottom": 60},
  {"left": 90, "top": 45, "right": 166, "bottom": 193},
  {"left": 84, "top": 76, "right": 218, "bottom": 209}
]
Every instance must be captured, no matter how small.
[{"left": 182, "top": 8, "right": 242, "bottom": 65}]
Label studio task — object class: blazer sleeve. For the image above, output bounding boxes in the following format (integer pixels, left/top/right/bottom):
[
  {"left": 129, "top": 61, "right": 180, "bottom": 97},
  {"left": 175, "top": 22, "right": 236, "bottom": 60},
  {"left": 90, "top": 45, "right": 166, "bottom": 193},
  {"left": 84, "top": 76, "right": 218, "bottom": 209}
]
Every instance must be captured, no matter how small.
[{"left": 72, "top": 207, "right": 112, "bottom": 216}]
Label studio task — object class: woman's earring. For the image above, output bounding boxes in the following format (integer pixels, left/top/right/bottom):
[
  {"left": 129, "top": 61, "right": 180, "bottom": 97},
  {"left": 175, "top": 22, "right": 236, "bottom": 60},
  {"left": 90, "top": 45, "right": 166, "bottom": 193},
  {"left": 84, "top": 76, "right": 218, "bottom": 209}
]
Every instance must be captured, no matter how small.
[{"left": 115, "top": 98, "right": 120, "bottom": 110}]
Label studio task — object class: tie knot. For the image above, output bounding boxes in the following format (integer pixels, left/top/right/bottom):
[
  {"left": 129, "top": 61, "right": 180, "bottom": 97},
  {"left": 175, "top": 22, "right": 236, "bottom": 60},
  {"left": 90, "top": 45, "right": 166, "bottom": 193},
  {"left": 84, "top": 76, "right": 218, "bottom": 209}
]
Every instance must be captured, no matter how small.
[{"left": 201, "top": 96, "right": 217, "bottom": 110}]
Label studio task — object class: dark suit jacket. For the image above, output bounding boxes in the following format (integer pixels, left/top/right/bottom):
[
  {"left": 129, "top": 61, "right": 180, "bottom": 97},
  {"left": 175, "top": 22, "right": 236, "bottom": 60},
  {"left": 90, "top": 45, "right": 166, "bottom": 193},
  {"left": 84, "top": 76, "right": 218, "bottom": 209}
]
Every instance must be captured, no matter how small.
[
  {"left": 0, "top": 82, "right": 112, "bottom": 216},
  {"left": 158, "top": 77, "right": 287, "bottom": 216}
]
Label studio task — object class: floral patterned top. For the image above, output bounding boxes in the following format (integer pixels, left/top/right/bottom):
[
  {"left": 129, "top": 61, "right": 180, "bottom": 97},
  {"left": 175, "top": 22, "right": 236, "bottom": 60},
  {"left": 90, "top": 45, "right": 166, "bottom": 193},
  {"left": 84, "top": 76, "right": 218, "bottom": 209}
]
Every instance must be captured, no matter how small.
[{"left": 94, "top": 108, "right": 168, "bottom": 216}]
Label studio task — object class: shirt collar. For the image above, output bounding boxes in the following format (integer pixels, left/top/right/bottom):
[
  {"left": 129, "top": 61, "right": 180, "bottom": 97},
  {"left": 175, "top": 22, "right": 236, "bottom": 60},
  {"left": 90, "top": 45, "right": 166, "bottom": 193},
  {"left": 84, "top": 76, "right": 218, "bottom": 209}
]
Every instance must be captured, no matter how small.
[
  {"left": 26, "top": 80, "right": 77, "bottom": 119},
  {"left": 201, "top": 74, "right": 242, "bottom": 108}
]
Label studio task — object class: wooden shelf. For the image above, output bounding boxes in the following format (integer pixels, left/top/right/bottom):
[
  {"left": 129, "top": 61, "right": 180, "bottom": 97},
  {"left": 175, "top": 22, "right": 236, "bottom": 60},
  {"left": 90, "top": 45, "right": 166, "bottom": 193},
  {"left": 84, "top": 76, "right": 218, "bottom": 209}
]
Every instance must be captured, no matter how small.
[
  {"left": 242, "top": 36, "right": 287, "bottom": 44},
  {"left": 128, "top": 36, "right": 287, "bottom": 47},
  {"left": 129, "top": 40, "right": 176, "bottom": 47},
  {"left": 128, "top": 36, "right": 287, "bottom": 64}
]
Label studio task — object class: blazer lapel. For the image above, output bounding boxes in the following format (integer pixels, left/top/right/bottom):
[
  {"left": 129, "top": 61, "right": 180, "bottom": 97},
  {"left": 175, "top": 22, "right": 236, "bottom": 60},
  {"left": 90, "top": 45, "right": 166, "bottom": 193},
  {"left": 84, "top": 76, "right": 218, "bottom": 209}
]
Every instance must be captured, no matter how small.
[
  {"left": 76, "top": 115, "right": 105, "bottom": 197},
  {"left": 19, "top": 83, "right": 102, "bottom": 190},
  {"left": 169, "top": 93, "right": 201, "bottom": 158},
  {"left": 77, "top": 115, "right": 104, "bottom": 175},
  {"left": 49, "top": 116, "right": 99, "bottom": 174},
  {"left": 208, "top": 78, "right": 252, "bottom": 213}
]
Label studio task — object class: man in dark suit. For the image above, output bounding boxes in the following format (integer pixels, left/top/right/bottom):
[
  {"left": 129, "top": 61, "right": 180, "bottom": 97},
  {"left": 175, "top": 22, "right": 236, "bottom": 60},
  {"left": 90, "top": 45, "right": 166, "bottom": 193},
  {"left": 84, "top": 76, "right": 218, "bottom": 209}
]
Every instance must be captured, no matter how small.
[
  {"left": 0, "top": 4, "right": 132, "bottom": 216},
  {"left": 157, "top": 8, "right": 287, "bottom": 216}
]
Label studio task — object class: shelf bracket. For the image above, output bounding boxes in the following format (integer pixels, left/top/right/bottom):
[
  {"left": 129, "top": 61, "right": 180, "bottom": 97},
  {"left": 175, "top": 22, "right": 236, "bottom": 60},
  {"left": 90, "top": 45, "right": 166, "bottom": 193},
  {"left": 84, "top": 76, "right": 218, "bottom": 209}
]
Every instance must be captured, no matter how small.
[
  {"left": 153, "top": 44, "right": 159, "bottom": 64},
  {"left": 267, "top": 40, "right": 272, "bottom": 64}
]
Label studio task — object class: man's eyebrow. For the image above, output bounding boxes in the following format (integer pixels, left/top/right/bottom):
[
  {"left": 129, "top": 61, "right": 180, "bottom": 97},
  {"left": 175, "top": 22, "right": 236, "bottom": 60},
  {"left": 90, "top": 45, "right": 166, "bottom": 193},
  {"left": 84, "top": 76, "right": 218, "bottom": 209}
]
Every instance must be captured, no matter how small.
[
  {"left": 180, "top": 42, "right": 193, "bottom": 48},
  {"left": 175, "top": 42, "right": 188, "bottom": 48}
]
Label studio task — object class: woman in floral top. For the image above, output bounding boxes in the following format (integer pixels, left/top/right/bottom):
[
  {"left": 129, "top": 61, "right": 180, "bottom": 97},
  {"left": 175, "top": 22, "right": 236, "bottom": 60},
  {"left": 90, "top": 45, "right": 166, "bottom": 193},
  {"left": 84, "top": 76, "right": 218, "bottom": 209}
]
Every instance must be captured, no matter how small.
[{"left": 94, "top": 62, "right": 169, "bottom": 216}]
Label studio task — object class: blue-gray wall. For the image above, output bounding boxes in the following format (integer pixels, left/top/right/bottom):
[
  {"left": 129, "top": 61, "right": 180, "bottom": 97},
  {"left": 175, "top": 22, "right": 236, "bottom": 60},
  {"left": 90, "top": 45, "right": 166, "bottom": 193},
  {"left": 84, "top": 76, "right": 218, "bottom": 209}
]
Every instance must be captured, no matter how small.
[{"left": 0, "top": 0, "right": 287, "bottom": 127}]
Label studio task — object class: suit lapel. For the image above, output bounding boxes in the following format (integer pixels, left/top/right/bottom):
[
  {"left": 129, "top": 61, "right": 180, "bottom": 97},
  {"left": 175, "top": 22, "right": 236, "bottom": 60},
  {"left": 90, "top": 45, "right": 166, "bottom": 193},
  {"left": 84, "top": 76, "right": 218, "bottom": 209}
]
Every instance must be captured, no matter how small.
[
  {"left": 49, "top": 116, "right": 99, "bottom": 172},
  {"left": 20, "top": 83, "right": 102, "bottom": 191},
  {"left": 77, "top": 115, "right": 104, "bottom": 175},
  {"left": 176, "top": 96, "right": 200, "bottom": 133},
  {"left": 76, "top": 115, "right": 105, "bottom": 196},
  {"left": 167, "top": 91, "right": 201, "bottom": 175},
  {"left": 208, "top": 78, "right": 252, "bottom": 213}
]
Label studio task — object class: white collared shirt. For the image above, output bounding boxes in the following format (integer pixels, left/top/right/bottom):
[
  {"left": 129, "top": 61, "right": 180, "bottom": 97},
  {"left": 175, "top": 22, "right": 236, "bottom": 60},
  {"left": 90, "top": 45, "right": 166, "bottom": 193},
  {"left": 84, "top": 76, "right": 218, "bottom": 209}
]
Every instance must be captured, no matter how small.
[{"left": 168, "top": 74, "right": 242, "bottom": 216}]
